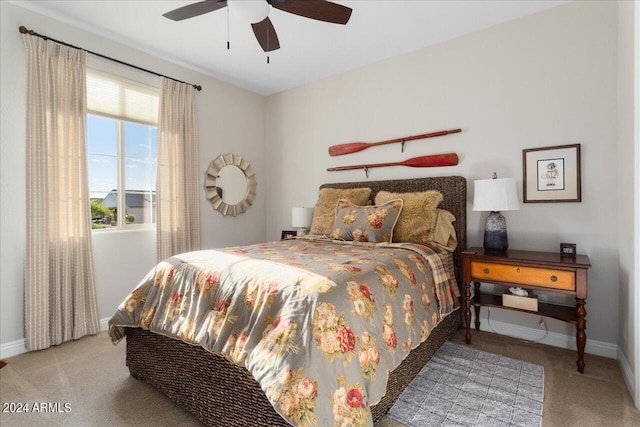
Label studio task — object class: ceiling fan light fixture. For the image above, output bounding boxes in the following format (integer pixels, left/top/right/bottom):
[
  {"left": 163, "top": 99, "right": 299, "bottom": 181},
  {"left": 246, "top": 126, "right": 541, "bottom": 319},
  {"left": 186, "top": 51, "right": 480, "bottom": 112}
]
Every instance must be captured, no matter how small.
[
  {"left": 162, "top": 0, "right": 352, "bottom": 53},
  {"left": 229, "top": 0, "right": 270, "bottom": 24}
]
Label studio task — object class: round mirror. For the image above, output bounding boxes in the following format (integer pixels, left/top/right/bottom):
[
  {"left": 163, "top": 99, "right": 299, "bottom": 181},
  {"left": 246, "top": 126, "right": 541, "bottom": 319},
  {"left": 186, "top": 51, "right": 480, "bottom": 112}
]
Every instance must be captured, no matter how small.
[
  {"left": 217, "top": 165, "right": 248, "bottom": 205},
  {"left": 204, "top": 154, "right": 256, "bottom": 217}
]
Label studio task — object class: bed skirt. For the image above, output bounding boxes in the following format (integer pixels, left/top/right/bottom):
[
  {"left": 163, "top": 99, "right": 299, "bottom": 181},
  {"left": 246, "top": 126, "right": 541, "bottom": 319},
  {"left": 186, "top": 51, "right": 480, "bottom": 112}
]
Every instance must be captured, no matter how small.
[{"left": 125, "top": 307, "right": 461, "bottom": 426}]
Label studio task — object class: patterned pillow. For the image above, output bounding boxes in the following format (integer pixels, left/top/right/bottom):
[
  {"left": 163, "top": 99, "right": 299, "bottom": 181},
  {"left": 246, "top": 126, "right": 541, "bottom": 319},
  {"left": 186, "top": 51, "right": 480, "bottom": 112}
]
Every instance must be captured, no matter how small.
[
  {"left": 331, "top": 199, "right": 403, "bottom": 243},
  {"left": 375, "top": 190, "right": 443, "bottom": 244},
  {"left": 309, "top": 187, "right": 372, "bottom": 236}
]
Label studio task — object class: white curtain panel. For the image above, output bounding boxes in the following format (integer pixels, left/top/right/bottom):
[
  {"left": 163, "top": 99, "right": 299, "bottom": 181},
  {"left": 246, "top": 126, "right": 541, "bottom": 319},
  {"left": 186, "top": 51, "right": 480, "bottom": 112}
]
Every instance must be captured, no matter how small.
[
  {"left": 23, "top": 35, "right": 100, "bottom": 351},
  {"left": 156, "top": 78, "right": 201, "bottom": 261}
]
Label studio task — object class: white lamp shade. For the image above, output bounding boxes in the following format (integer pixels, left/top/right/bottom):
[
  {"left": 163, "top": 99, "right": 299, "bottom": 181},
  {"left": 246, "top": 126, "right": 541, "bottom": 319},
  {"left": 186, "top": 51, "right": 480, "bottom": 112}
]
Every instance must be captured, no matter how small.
[
  {"left": 292, "top": 207, "right": 314, "bottom": 228},
  {"left": 472, "top": 178, "right": 520, "bottom": 211}
]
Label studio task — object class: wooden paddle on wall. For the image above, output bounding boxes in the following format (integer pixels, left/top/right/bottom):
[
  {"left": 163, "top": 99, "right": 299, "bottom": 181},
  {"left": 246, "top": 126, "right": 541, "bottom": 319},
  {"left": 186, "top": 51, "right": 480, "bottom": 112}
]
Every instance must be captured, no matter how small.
[
  {"left": 328, "top": 153, "right": 458, "bottom": 177},
  {"left": 328, "top": 129, "right": 461, "bottom": 157}
]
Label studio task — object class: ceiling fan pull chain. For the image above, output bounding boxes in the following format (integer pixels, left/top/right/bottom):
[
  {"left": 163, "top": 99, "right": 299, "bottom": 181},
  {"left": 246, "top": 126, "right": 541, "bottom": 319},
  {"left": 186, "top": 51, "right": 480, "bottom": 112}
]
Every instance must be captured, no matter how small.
[{"left": 227, "top": 7, "right": 230, "bottom": 50}]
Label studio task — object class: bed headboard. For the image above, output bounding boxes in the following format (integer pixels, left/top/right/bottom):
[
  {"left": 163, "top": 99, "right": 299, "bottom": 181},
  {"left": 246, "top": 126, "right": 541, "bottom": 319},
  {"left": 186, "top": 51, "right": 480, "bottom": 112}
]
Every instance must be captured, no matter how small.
[{"left": 320, "top": 176, "right": 467, "bottom": 280}]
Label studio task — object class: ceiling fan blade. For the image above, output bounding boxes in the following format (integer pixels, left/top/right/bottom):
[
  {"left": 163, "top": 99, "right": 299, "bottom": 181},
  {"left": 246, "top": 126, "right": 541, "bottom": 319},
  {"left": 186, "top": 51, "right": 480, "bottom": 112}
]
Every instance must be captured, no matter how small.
[
  {"left": 251, "top": 17, "right": 280, "bottom": 52},
  {"left": 163, "top": 0, "right": 227, "bottom": 21},
  {"left": 270, "top": 0, "right": 352, "bottom": 25}
]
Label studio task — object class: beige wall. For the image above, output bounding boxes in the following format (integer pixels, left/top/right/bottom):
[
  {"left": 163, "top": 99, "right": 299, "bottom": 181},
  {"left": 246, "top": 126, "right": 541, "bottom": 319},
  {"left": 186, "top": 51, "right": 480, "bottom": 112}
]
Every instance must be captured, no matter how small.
[
  {"left": 0, "top": 1, "right": 266, "bottom": 347},
  {"left": 617, "top": 0, "right": 637, "bottom": 398},
  {"left": 265, "top": 1, "right": 621, "bottom": 350}
]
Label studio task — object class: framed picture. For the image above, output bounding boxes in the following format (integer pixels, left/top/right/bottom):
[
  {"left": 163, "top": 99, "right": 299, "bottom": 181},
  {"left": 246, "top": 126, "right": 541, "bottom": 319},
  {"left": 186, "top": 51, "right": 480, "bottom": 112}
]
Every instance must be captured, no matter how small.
[
  {"left": 523, "top": 144, "right": 581, "bottom": 203},
  {"left": 281, "top": 230, "right": 297, "bottom": 240}
]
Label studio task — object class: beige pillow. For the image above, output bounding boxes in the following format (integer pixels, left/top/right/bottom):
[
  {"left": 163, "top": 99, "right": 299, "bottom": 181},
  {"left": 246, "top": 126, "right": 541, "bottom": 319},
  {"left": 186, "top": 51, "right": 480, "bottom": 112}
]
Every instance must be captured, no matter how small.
[
  {"left": 375, "top": 190, "right": 443, "bottom": 243},
  {"left": 309, "top": 188, "right": 372, "bottom": 236}
]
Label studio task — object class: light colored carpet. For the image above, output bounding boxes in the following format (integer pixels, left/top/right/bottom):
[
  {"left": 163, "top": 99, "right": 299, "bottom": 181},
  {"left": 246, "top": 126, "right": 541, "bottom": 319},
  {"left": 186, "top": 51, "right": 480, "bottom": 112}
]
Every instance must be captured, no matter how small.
[
  {"left": 0, "top": 328, "right": 638, "bottom": 426},
  {"left": 387, "top": 341, "right": 543, "bottom": 427}
]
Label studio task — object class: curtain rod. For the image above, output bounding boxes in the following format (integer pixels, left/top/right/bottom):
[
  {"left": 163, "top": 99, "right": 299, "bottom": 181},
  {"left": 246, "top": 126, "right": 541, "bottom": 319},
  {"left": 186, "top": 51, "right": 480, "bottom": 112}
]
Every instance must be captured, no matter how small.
[{"left": 19, "top": 26, "right": 202, "bottom": 92}]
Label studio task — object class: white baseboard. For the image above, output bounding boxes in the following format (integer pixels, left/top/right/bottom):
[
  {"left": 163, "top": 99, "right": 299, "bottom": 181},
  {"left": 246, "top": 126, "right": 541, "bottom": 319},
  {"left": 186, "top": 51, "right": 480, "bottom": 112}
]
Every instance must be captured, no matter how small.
[
  {"left": 0, "top": 338, "right": 27, "bottom": 359},
  {"left": 473, "top": 313, "right": 618, "bottom": 359},
  {"left": 99, "top": 316, "right": 110, "bottom": 332},
  {"left": 617, "top": 346, "right": 636, "bottom": 398},
  {"left": 1, "top": 317, "right": 111, "bottom": 360}
]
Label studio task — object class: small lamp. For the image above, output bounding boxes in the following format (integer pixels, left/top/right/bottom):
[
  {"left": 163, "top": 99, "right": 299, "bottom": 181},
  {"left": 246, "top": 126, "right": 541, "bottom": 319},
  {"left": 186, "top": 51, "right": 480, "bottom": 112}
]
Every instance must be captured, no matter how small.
[
  {"left": 472, "top": 173, "right": 520, "bottom": 252},
  {"left": 292, "top": 207, "right": 314, "bottom": 236}
]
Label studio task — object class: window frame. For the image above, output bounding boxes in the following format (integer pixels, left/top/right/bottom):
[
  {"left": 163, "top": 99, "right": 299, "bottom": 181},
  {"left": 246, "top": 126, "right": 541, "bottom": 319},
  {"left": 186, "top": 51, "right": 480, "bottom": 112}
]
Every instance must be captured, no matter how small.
[{"left": 86, "top": 69, "right": 159, "bottom": 232}]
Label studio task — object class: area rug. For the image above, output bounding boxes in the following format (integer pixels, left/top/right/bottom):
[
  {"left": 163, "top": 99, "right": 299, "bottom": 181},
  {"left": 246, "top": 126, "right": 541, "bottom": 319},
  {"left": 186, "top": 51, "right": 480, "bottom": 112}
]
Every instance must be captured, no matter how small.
[{"left": 387, "top": 341, "right": 544, "bottom": 427}]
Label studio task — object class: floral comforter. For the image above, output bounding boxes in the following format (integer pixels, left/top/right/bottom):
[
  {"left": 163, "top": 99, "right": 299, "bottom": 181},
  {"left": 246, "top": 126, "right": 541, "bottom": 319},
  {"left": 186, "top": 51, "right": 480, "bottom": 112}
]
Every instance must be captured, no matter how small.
[{"left": 109, "top": 237, "right": 460, "bottom": 427}]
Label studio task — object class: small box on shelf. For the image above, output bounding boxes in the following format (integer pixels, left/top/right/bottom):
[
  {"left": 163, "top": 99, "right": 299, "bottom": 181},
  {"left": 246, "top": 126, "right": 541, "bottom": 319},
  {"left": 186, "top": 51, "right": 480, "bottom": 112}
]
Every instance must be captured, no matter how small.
[
  {"left": 560, "top": 242, "right": 577, "bottom": 257},
  {"left": 281, "top": 230, "right": 296, "bottom": 240},
  {"left": 503, "top": 292, "right": 539, "bottom": 312}
]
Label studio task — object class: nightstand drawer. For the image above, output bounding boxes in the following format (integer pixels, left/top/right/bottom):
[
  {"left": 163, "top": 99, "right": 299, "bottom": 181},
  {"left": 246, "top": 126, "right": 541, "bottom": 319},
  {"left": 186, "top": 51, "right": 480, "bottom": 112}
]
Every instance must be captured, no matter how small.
[{"left": 470, "top": 261, "right": 575, "bottom": 291}]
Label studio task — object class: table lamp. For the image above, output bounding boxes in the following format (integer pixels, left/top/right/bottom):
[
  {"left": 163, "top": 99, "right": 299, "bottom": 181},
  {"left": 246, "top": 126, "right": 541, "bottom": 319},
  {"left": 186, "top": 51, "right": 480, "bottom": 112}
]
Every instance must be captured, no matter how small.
[
  {"left": 472, "top": 173, "right": 520, "bottom": 252},
  {"left": 292, "top": 207, "right": 314, "bottom": 236}
]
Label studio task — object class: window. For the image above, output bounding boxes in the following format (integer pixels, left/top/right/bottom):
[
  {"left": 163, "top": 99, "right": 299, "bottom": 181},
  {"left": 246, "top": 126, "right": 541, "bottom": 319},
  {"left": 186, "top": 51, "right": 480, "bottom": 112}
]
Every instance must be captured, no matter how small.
[{"left": 86, "top": 70, "right": 159, "bottom": 230}]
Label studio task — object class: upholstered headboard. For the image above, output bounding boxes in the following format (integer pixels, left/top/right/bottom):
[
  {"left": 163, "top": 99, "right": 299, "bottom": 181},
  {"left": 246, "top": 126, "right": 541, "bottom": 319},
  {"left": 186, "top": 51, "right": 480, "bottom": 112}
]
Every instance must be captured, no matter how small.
[{"left": 320, "top": 176, "right": 467, "bottom": 281}]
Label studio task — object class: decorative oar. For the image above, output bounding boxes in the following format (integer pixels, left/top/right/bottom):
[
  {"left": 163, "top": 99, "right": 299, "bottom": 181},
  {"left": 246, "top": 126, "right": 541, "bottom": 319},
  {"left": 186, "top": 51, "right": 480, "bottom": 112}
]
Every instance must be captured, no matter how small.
[
  {"left": 327, "top": 153, "right": 458, "bottom": 178},
  {"left": 328, "top": 129, "right": 461, "bottom": 157}
]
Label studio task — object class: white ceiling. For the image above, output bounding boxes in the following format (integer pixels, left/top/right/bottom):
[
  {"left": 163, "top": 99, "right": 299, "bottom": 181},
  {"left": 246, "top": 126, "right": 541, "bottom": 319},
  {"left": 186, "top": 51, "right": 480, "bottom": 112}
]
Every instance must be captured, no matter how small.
[{"left": 13, "top": 0, "right": 568, "bottom": 96}]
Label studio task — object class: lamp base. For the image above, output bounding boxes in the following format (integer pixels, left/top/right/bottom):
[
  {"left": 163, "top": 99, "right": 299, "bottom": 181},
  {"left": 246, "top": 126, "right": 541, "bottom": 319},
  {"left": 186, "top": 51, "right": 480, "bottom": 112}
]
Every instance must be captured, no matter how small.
[{"left": 484, "top": 211, "right": 508, "bottom": 252}]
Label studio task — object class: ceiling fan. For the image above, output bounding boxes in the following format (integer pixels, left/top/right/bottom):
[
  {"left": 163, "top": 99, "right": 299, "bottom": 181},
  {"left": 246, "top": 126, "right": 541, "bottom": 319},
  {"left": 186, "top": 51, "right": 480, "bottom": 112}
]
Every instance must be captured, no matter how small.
[{"left": 163, "top": 0, "right": 352, "bottom": 52}]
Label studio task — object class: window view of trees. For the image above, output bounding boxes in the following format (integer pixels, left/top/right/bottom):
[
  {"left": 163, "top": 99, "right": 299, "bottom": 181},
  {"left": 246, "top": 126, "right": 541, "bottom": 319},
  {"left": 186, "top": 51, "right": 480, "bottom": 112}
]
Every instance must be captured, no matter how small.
[{"left": 90, "top": 199, "right": 113, "bottom": 229}]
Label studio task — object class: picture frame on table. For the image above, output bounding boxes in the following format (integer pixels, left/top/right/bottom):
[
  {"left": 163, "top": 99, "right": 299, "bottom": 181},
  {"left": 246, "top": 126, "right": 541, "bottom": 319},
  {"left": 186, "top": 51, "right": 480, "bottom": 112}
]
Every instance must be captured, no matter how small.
[
  {"left": 281, "top": 230, "right": 297, "bottom": 240},
  {"left": 523, "top": 144, "right": 581, "bottom": 203}
]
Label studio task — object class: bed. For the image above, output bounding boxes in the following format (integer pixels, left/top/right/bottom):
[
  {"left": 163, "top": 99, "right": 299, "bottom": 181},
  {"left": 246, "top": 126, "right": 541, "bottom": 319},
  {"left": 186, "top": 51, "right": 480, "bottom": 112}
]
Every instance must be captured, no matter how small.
[{"left": 109, "top": 176, "right": 467, "bottom": 427}]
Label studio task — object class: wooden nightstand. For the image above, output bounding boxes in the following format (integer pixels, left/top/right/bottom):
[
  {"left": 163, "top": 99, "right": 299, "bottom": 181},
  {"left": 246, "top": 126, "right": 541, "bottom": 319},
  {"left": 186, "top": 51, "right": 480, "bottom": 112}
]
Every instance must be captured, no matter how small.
[{"left": 461, "top": 247, "right": 591, "bottom": 373}]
